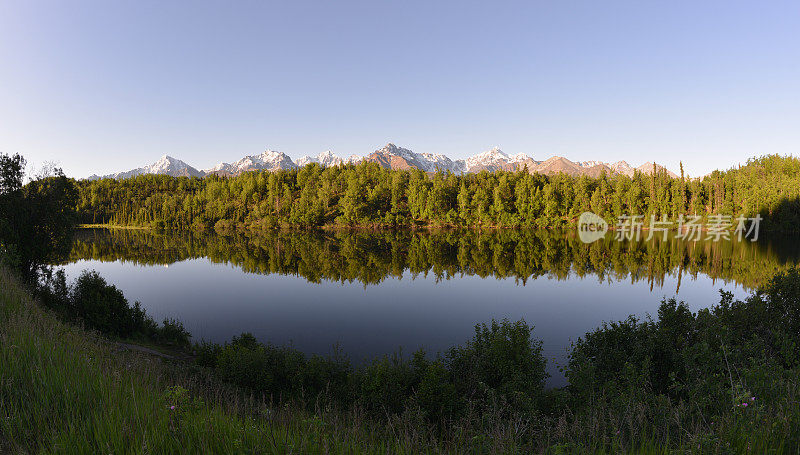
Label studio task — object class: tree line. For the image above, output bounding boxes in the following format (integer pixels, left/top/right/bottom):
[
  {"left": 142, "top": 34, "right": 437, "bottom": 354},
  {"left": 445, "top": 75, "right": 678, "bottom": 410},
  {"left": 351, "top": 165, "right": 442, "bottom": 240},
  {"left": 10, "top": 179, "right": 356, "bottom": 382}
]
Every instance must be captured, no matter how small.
[{"left": 77, "top": 155, "right": 800, "bottom": 231}]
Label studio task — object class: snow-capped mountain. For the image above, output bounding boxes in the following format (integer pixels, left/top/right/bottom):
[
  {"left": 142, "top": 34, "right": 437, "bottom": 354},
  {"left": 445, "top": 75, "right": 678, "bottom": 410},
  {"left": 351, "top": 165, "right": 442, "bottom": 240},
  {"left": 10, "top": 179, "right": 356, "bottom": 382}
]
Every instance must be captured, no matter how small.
[
  {"left": 509, "top": 153, "right": 532, "bottom": 163},
  {"left": 89, "top": 155, "right": 203, "bottom": 180},
  {"left": 418, "top": 152, "right": 464, "bottom": 173},
  {"left": 610, "top": 161, "right": 635, "bottom": 177},
  {"left": 636, "top": 162, "right": 679, "bottom": 178},
  {"left": 347, "top": 155, "right": 364, "bottom": 164},
  {"left": 359, "top": 144, "right": 540, "bottom": 174},
  {"left": 461, "top": 147, "right": 538, "bottom": 173},
  {"left": 204, "top": 150, "right": 295, "bottom": 175},
  {"left": 87, "top": 144, "right": 679, "bottom": 180},
  {"left": 362, "top": 143, "right": 463, "bottom": 172},
  {"left": 464, "top": 147, "right": 510, "bottom": 172},
  {"left": 296, "top": 150, "right": 344, "bottom": 167}
]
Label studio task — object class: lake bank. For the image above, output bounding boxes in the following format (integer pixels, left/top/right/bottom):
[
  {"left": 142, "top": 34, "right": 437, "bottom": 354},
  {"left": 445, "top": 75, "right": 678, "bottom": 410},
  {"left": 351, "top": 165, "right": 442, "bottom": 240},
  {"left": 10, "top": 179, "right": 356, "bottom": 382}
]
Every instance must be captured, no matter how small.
[
  {"left": 61, "top": 227, "right": 794, "bottom": 386},
  {"left": 8, "top": 262, "right": 800, "bottom": 452}
]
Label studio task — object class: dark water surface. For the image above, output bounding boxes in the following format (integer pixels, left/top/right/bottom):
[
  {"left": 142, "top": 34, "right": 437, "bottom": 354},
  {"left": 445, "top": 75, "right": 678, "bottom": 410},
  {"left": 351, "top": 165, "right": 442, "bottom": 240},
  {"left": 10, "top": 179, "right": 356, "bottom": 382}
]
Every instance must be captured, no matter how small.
[{"left": 62, "top": 228, "right": 799, "bottom": 386}]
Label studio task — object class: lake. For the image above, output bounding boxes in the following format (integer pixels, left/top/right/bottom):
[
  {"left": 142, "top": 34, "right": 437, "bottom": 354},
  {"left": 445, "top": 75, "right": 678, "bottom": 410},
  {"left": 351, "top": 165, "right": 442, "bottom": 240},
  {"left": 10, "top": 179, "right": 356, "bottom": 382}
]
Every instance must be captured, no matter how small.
[{"left": 61, "top": 228, "right": 799, "bottom": 386}]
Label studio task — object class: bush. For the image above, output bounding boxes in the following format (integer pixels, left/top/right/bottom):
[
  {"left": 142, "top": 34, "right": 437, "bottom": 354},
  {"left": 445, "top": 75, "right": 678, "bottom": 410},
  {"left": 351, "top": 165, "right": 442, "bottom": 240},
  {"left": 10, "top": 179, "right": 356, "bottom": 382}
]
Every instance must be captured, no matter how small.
[
  {"left": 72, "top": 270, "right": 143, "bottom": 337},
  {"left": 414, "top": 357, "right": 458, "bottom": 423},
  {"left": 214, "top": 333, "right": 308, "bottom": 399},
  {"left": 158, "top": 318, "right": 191, "bottom": 347},
  {"left": 357, "top": 351, "right": 418, "bottom": 414},
  {"left": 36, "top": 269, "right": 188, "bottom": 346},
  {"left": 447, "top": 319, "right": 548, "bottom": 413},
  {"left": 198, "top": 319, "right": 548, "bottom": 426},
  {"left": 566, "top": 268, "right": 800, "bottom": 416}
]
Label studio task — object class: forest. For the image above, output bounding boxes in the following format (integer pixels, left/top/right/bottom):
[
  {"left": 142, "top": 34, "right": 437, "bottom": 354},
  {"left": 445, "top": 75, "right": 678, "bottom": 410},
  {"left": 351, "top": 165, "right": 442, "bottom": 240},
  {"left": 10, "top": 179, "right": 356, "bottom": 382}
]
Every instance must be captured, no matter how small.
[{"left": 76, "top": 155, "right": 800, "bottom": 232}]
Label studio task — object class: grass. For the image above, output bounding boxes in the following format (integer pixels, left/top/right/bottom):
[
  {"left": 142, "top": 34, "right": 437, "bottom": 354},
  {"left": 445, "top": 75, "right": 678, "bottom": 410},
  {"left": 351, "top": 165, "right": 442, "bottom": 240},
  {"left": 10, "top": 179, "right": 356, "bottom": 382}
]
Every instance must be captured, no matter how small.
[
  {"left": 3, "top": 264, "right": 800, "bottom": 453},
  {"left": 0, "top": 267, "right": 448, "bottom": 454}
]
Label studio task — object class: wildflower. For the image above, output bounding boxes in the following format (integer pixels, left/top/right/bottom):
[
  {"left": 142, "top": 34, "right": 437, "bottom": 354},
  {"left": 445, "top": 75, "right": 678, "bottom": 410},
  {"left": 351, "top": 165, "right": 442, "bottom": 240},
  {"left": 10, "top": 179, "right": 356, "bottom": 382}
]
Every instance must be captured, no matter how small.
[
  {"left": 751, "top": 397, "right": 756, "bottom": 401},
  {"left": 742, "top": 402, "right": 748, "bottom": 407},
  {"left": 170, "top": 405, "right": 176, "bottom": 410}
]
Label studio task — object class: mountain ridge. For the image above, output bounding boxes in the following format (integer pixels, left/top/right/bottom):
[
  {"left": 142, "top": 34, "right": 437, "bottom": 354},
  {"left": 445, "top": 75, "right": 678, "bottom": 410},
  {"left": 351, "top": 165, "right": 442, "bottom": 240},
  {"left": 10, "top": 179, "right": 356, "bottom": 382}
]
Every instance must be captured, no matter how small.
[{"left": 88, "top": 144, "right": 679, "bottom": 180}]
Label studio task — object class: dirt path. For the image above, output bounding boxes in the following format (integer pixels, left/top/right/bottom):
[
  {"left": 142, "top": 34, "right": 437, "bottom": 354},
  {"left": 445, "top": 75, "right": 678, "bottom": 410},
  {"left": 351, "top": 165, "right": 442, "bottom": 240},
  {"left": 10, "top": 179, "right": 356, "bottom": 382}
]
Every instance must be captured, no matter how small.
[{"left": 113, "top": 341, "right": 174, "bottom": 359}]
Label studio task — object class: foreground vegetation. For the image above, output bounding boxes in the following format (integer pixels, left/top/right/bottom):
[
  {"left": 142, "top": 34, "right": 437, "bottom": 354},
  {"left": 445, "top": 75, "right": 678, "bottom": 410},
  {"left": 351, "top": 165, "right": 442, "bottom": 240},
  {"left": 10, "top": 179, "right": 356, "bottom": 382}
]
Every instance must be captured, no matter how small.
[
  {"left": 37, "top": 268, "right": 191, "bottom": 347},
  {"left": 5, "top": 263, "right": 800, "bottom": 453},
  {"left": 0, "top": 267, "right": 443, "bottom": 453},
  {"left": 78, "top": 155, "right": 800, "bottom": 231}
]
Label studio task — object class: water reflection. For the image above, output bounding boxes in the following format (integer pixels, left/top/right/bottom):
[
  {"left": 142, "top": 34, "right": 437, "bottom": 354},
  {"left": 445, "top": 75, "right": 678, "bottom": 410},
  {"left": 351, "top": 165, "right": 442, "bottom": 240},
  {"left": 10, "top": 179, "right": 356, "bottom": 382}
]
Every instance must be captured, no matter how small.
[
  {"left": 69, "top": 228, "right": 800, "bottom": 290},
  {"left": 62, "top": 228, "right": 799, "bottom": 386}
]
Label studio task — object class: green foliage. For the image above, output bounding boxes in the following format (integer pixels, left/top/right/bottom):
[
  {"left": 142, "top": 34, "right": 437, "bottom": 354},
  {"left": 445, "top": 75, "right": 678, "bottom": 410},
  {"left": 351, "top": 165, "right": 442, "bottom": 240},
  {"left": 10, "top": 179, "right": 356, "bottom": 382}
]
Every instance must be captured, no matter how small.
[
  {"left": 35, "top": 269, "right": 190, "bottom": 346},
  {"left": 200, "top": 319, "right": 548, "bottom": 426},
  {"left": 0, "top": 152, "right": 24, "bottom": 195},
  {"left": 214, "top": 333, "right": 307, "bottom": 398},
  {"left": 0, "top": 267, "right": 456, "bottom": 454},
  {"left": 69, "top": 227, "right": 800, "bottom": 291},
  {"left": 76, "top": 154, "right": 800, "bottom": 231},
  {"left": 567, "top": 267, "right": 800, "bottom": 417},
  {"left": 447, "top": 319, "right": 547, "bottom": 413},
  {"left": 4, "top": 264, "right": 800, "bottom": 452},
  {"left": 0, "top": 153, "right": 78, "bottom": 280}
]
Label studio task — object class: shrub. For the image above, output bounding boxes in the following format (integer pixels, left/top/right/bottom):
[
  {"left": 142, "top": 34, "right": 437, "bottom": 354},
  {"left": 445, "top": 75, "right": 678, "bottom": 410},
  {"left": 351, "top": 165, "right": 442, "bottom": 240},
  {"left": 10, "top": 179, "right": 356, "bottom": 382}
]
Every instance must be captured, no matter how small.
[
  {"left": 72, "top": 270, "right": 141, "bottom": 337},
  {"left": 357, "top": 352, "right": 418, "bottom": 414},
  {"left": 414, "top": 357, "right": 458, "bottom": 423},
  {"left": 158, "top": 318, "right": 191, "bottom": 347},
  {"left": 214, "top": 333, "right": 308, "bottom": 399},
  {"left": 35, "top": 268, "right": 187, "bottom": 346},
  {"left": 447, "top": 319, "right": 548, "bottom": 413},
  {"left": 199, "top": 320, "right": 549, "bottom": 425}
]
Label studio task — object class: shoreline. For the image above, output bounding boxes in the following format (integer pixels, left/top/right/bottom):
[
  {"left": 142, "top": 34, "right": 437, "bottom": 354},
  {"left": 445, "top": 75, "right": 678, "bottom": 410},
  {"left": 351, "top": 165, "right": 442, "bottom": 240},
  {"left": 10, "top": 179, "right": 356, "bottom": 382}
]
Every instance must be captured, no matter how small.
[{"left": 77, "top": 223, "right": 764, "bottom": 234}]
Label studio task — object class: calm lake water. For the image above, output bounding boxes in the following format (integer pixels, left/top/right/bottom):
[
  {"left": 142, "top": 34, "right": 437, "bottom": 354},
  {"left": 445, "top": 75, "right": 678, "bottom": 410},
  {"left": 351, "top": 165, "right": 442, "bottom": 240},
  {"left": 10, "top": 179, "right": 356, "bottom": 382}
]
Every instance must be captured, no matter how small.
[{"left": 62, "top": 228, "right": 799, "bottom": 386}]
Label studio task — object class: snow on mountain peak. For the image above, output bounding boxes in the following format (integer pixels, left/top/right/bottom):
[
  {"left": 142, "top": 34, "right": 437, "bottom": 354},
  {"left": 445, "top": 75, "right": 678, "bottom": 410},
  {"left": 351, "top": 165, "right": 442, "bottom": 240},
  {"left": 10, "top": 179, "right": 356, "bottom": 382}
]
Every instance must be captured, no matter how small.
[
  {"left": 207, "top": 161, "right": 230, "bottom": 172},
  {"left": 295, "top": 156, "right": 314, "bottom": 166},
  {"left": 317, "top": 150, "right": 343, "bottom": 166},
  {"left": 91, "top": 155, "right": 202, "bottom": 180},
  {"left": 464, "top": 146, "right": 512, "bottom": 170},
  {"left": 509, "top": 152, "right": 531, "bottom": 163},
  {"left": 379, "top": 143, "right": 417, "bottom": 161},
  {"left": 89, "top": 144, "right": 679, "bottom": 180},
  {"left": 296, "top": 150, "right": 344, "bottom": 167},
  {"left": 258, "top": 150, "right": 282, "bottom": 160},
  {"left": 610, "top": 161, "right": 635, "bottom": 177},
  {"left": 146, "top": 155, "right": 189, "bottom": 174}
]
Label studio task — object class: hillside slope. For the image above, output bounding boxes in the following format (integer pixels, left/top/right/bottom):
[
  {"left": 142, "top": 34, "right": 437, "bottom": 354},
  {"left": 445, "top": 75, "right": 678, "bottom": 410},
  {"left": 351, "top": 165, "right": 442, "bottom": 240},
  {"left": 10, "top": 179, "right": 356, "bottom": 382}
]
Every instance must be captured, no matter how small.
[{"left": 0, "top": 268, "right": 395, "bottom": 454}]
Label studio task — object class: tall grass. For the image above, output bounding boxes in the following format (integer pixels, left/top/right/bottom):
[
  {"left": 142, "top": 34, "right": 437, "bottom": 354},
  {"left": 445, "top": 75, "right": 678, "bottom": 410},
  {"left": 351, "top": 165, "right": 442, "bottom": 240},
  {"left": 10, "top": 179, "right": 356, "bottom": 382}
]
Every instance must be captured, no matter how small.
[
  {"left": 0, "top": 267, "right": 446, "bottom": 454},
  {"left": 3, "top": 265, "right": 800, "bottom": 453}
]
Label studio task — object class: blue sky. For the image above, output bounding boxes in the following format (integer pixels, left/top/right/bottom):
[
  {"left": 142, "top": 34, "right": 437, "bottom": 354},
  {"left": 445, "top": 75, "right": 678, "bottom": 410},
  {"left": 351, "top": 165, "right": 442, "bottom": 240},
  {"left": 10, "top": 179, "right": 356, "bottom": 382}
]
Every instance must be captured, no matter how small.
[{"left": 1, "top": 0, "right": 797, "bottom": 178}]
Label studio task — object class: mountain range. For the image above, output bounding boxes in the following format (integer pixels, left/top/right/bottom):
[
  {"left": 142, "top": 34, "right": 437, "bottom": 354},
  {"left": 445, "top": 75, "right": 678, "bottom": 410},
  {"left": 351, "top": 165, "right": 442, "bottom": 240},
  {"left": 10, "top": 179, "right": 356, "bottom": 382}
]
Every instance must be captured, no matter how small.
[{"left": 88, "top": 143, "right": 679, "bottom": 180}]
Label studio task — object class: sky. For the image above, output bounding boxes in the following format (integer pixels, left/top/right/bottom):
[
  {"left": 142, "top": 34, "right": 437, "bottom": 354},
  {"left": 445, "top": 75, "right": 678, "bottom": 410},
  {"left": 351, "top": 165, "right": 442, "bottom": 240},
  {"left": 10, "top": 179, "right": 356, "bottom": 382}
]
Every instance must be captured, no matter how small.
[{"left": 0, "top": 0, "right": 798, "bottom": 178}]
